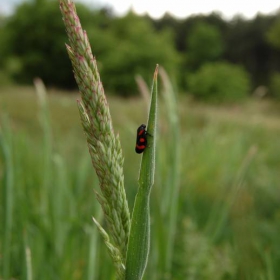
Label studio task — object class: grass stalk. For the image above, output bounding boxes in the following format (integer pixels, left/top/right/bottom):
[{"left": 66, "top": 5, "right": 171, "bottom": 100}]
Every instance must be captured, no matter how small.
[
  {"left": 264, "top": 251, "right": 275, "bottom": 280},
  {"left": 0, "top": 117, "right": 14, "bottom": 279},
  {"left": 158, "top": 68, "right": 180, "bottom": 274},
  {"left": 204, "top": 145, "right": 257, "bottom": 241},
  {"left": 24, "top": 232, "right": 33, "bottom": 280},
  {"left": 86, "top": 222, "right": 100, "bottom": 280},
  {"left": 34, "top": 78, "right": 52, "bottom": 226}
]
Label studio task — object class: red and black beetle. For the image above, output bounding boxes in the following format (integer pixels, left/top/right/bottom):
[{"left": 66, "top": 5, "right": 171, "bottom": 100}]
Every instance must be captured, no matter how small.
[{"left": 135, "top": 124, "right": 150, "bottom": 154}]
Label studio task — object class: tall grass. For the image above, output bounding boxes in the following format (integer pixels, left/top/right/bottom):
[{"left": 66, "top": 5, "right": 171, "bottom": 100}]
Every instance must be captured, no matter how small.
[
  {"left": 0, "top": 86, "right": 106, "bottom": 279},
  {"left": 1, "top": 86, "right": 280, "bottom": 279}
]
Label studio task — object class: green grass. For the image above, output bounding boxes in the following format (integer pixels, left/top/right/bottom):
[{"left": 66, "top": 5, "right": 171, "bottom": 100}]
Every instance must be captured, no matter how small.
[{"left": 1, "top": 86, "right": 280, "bottom": 279}]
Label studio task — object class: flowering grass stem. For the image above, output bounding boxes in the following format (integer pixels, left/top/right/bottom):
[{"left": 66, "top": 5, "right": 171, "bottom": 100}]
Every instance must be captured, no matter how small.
[{"left": 59, "top": 0, "right": 130, "bottom": 277}]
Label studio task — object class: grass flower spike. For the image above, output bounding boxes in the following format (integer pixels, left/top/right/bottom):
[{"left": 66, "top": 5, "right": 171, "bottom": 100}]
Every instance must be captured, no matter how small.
[{"left": 59, "top": 0, "right": 130, "bottom": 277}]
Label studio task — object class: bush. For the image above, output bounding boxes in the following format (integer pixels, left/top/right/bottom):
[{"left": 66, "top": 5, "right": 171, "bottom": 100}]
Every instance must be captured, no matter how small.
[
  {"left": 269, "top": 72, "right": 280, "bottom": 99},
  {"left": 187, "top": 62, "right": 251, "bottom": 102}
]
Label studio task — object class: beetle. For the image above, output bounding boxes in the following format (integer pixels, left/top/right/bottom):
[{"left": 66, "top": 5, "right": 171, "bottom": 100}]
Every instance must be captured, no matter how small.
[{"left": 135, "top": 124, "right": 151, "bottom": 154}]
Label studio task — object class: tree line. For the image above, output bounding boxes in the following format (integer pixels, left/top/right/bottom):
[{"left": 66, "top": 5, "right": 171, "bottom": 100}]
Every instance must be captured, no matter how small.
[{"left": 0, "top": 0, "right": 280, "bottom": 100}]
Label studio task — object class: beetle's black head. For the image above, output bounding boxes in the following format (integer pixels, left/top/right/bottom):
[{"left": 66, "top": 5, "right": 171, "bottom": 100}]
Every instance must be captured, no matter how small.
[{"left": 139, "top": 124, "right": 146, "bottom": 129}]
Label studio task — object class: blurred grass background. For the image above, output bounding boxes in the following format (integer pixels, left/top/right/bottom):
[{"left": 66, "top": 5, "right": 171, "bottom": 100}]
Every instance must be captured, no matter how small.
[
  {"left": 1, "top": 85, "right": 280, "bottom": 279},
  {"left": 1, "top": 1, "right": 280, "bottom": 279}
]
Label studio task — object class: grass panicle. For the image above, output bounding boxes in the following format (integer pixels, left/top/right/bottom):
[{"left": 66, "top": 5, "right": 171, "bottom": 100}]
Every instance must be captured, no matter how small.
[
  {"left": 125, "top": 65, "right": 159, "bottom": 280},
  {"left": 59, "top": 0, "right": 130, "bottom": 276}
]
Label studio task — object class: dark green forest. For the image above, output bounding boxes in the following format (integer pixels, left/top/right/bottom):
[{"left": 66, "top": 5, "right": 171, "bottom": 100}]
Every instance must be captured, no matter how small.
[{"left": 1, "top": 0, "right": 280, "bottom": 100}]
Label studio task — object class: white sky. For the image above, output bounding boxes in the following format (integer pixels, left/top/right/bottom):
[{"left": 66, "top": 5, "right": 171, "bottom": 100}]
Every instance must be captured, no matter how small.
[
  {"left": 81, "top": 0, "right": 280, "bottom": 19},
  {"left": 1, "top": 0, "right": 280, "bottom": 19}
]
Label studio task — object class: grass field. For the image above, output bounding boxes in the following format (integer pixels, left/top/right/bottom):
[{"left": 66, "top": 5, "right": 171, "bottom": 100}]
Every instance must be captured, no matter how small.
[{"left": 1, "top": 86, "right": 280, "bottom": 280}]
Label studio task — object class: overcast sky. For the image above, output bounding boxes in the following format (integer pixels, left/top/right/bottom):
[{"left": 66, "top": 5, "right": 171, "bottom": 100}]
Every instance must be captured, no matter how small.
[{"left": 1, "top": 0, "right": 280, "bottom": 19}]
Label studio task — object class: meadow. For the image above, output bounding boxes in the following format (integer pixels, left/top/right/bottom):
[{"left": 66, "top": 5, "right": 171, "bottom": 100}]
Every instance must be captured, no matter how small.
[{"left": 1, "top": 86, "right": 280, "bottom": 280}]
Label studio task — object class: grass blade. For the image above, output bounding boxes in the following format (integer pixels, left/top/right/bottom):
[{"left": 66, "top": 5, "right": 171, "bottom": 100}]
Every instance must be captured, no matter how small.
[
  {"left": 24, "top": 231, "right": 33, "bottom": 280},
  {"left": 0, "top": 117, "right": 14, "bottom": 279},
  {"left": 125, "top": 65, "right": 159, "bottom": 280},
  {"left": 158, "top": 67, "right": 180, "bottom": 274}
]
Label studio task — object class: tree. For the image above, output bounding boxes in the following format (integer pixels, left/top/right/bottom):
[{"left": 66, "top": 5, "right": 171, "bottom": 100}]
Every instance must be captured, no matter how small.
[
  {"left": 186, "top": 21, "right": 224, "bottom": 70},
  {"left": 0, "top": 1, "right": 179, "bottom": 95},
  {"left": 1, "top": 0, "right": 68, "bottom": 86},
  {"left": 90, "top": 11, "right": 179, "bottom": 96},
  {"left": 267, "top": 18, "right": 280, "bottom": 49},
  {"left": 0, "top": 0, "right": 117, "bottom": 88},
  {"left": 224, "top": 14, "right": 280, "bottom": 87}
]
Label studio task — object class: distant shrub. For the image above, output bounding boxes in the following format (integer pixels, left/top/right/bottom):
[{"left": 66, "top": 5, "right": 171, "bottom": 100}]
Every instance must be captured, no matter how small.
[
  {"left": 187, "top": 62, "right": 251, "bottom": 102},
  {"left": 269, "top": 72, "right": 280, "bottom": 99}
]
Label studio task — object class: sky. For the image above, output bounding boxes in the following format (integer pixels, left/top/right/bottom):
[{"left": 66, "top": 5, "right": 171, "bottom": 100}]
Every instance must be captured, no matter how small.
[{"left": 1, "top": 0, "right": 280, "bottom": 19}]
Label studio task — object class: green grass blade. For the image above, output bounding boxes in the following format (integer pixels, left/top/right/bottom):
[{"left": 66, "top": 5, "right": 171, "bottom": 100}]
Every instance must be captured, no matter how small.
[
  {"left": 86, "top": 218, "right": 101, "bottom": 280},
  {"left": 24, "top": 231, "right": 33, "bottom": 280},
  {"left": 34, "top": 78, "right": 52, "bottom": 225},
  {"left": 204, "top": 145, "right": 257, "bottom": 242},
  {"left": 158, "top": 68, "right": 180, "bottom": 273},
  {"left": 0, "top": 117, "right": 14, "bottom": 279},
  {"left": 125, "top": 65, "right": 158, "bottom": 280}
]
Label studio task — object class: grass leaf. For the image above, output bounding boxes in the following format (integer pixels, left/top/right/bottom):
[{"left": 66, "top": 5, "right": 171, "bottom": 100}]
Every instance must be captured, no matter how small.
[{"left": 125, "top": 65, "right": 159, "bottom": 280}]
